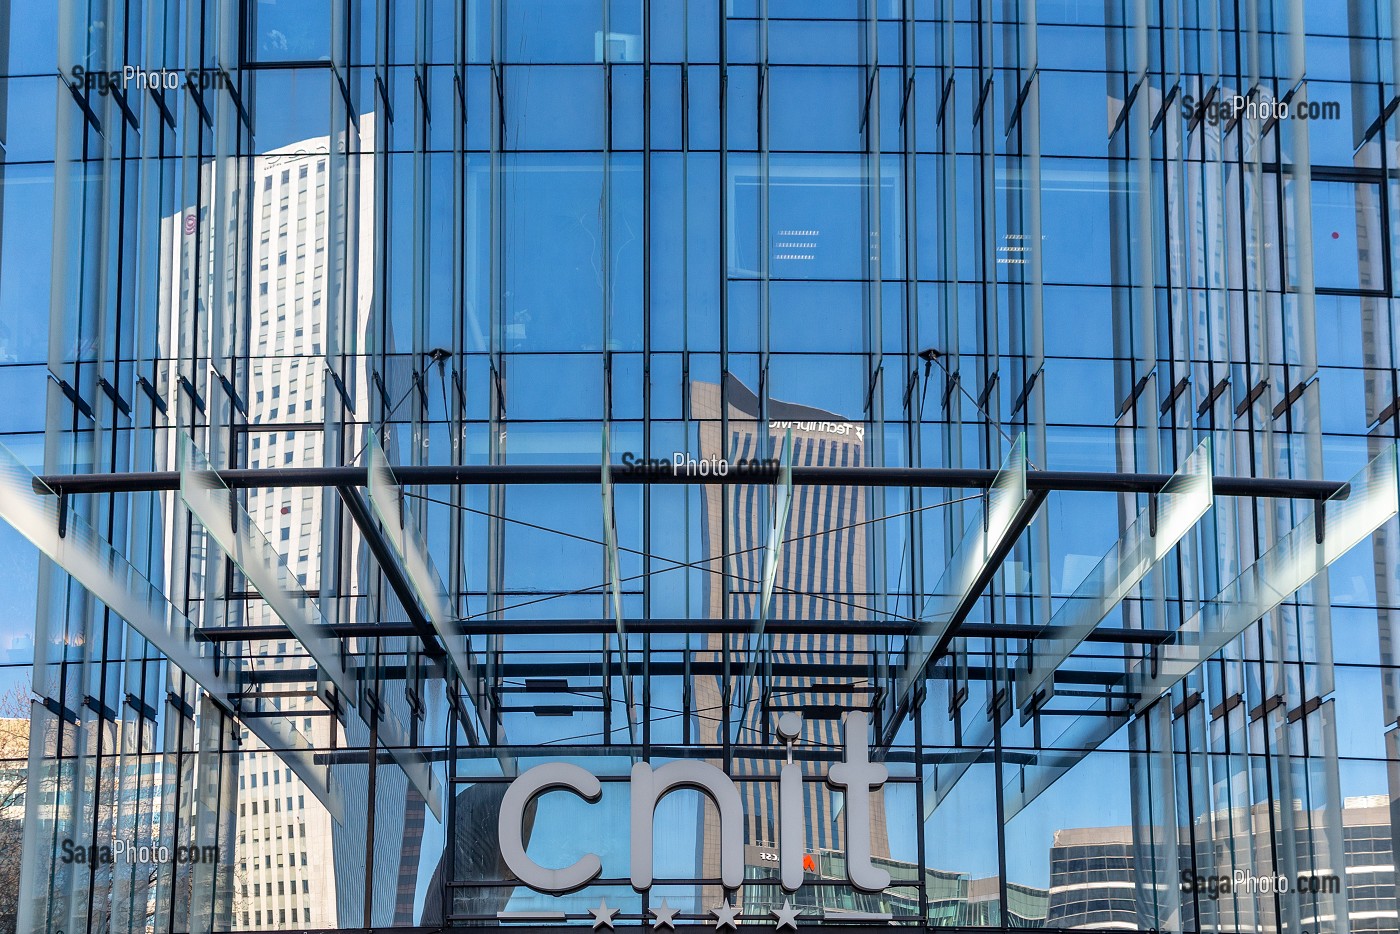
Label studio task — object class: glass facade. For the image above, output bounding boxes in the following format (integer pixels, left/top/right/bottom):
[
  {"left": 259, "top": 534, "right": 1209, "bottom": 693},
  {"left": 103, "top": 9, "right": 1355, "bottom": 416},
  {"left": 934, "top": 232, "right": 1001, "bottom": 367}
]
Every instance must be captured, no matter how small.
[{"left": 0, "top": 1, "right": 1397, "bottom": 933}]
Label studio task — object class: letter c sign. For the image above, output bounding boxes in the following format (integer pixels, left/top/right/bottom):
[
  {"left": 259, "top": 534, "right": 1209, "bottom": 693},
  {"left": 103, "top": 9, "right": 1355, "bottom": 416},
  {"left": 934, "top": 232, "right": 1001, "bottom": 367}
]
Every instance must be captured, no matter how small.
[{"left": 498, "top": 762, "right": 603, "bottom": 893}]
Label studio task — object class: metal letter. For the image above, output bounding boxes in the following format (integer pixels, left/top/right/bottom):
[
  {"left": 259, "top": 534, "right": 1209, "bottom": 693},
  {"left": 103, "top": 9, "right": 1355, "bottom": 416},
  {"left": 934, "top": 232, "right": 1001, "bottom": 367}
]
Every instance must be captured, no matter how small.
[
  {"left": 779, "top": 761, "right": 805, "bottom": 892},
  {"left": 827, "top": 712, "right": 891, "bottom": 892},
  {"left": 498, "top": 763, "right": 603, "bottom": 893},
  {"left": 631, "top": 760, "right": 744, "bottom": 889}
]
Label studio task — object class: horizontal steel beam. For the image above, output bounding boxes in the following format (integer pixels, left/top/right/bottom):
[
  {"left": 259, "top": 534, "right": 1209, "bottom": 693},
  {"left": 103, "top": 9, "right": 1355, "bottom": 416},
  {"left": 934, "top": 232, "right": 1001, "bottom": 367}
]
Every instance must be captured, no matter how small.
[
  {"left": 195, "top": 616, "right": 1174, "bottom": 643},
  {"left": 235, "top": 658, "right": 1141, "bottom": 687},
  {"left": 34, "top": 463, "right": 1349, "bottom": 500}
]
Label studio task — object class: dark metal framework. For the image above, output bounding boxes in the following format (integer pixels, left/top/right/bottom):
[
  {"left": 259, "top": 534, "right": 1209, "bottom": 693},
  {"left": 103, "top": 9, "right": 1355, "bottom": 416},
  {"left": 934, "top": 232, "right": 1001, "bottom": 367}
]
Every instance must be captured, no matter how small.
[
  {"left": 40, "top": 464, "right": 1342, "bottom": 683},
  {"left": 41, "top": 460, "right": 1344, "bottom": 766},
  {"left": 34, "top": 463, "right": 1350, "bottom": 499}
]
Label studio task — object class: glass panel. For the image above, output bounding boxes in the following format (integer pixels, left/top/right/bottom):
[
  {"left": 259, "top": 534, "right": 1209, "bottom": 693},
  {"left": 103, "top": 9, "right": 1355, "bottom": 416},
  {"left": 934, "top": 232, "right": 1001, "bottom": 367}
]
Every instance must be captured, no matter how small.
[
  {"left": 886, "top": 435, "right": 1029, "bottom": 741},
  {"left": 1307, "top": 179, "right": 1386, "bottom": 292},
  {"left": 0, "top": 439, "right": 339, "bottom": 818},
  {"left": 1132, "top": 444, "right": 1399, "bottom": 709},
  {"left": 599, "top": 426, "right": 637, "bottom": 742},
  {"left": 504, "top": 67, "right": 606, "bottom": 150},
  {"left": 365, "top": 433, "right": 494, "bottom": 746},
  {"left": 730, "top": 428, "right": 794, "bottom": 740},
  {"left": 767, "top": 67, "right": 865, "bottom": 152},
  {"left": 1016, "top": 437, "right": 1213, "bottom": 713},
  {"left": 1005, "top": 750, "right": 1143, "bottom": 929},
  {"left": 503, "top": 0, "right": 605, "bottom": 63},
  {"left": 0, "top": 165, "right": 54, "bottom": 365},
  {"left": 179, "top": 435, "right": 440, "bottom": 817},
  {"left": 248, "top": 0, "right": 333, "bottom": 62}
]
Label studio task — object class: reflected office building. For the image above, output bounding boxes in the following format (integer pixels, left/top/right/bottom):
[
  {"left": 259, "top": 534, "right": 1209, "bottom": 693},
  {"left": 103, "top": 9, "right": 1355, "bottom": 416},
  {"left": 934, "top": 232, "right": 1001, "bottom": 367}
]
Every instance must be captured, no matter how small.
[
  {"left": 150, "top": 116, "right": 402, "bottom": 931},
  {"left": 3, "top": 3, "right": 1400, "bottom": 934},
  {"left": 691, "top": 376, "right": 890, "bottom": 915},
  {"left": 1042, "top": 797, "right": 1399, "bottom": 934}
]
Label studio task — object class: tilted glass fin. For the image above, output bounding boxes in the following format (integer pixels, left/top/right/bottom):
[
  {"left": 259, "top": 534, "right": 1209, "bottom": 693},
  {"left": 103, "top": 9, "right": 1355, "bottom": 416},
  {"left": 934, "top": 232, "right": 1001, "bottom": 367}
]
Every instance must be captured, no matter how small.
[
  {"left": 886, "top": 435, "right": 1028, "bottom": 737},
  {"left": 1016, "top": 437, "right": 1213, "bottom": 715},
  {"left": 730, "top": 427, "right": 794, "bottom": 742},
  {"left": 179, "top": 435, "right": 442, "bottom": 818},
  {"left": 1002, "top": 700, "right": 1126, "bottom": 821},
  {"left": 927, "top": 432, "right": 1208, "bottom": 819},
  {"left": 1001, "top": 444, "right": 1399, "bottom": 821},
  {"left": 600, "top": 426, "right": 638, "bottom": 744},
  {"left": 180, "top": 436, "right": 360, "bottom": 701},
  {"left": 365, "top": 434, "right": 494, "bottom": 750},
  {"left": 0, "top": 440, "right": 342, "bottom": 821},
  {"left": 757, "top": 427, "right": 796, "bottom": 630},
  {"left": 1130, "top": 442, "right": 1399, "bottom": 711},
  {"left": 922, "top": 651, "right": 996, "bottom": 819}
]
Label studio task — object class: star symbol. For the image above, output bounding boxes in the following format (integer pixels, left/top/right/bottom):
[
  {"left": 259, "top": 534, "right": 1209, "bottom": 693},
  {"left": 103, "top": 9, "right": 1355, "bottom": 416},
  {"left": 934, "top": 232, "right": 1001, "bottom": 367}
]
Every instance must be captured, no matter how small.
[
  {"left": 711, "top": 900, "right": 740, "bottom": 930},
  {"left": 589, "top": 899, "right": 620, "bottom": 930},
  {"left": 650, "top": 899, "right": 679, "bottom": 930},
  {"left": 772, "top": 898, "right": 802, "bottom": 932}
]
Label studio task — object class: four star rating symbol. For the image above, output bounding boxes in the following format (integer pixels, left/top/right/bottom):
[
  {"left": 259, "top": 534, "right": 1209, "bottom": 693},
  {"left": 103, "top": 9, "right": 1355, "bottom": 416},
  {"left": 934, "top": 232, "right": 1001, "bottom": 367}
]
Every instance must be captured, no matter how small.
[
  {"left": 711, "top": 901, "right": 741, "bottom": 930},
  {"left": 772, "top": 899, "right": 803, "bottom": 931},
  {"left": 649, "top": 901, "right": 683, "bottom": 929},
  {"left": 649, "top": 900, "right": 679, "bottom": 930},
  {"left": 590, "top": 899, "right": 620, "bottom": 930},
  {"left": 590, "top": 897, "right": 805, "bottom": 929}
]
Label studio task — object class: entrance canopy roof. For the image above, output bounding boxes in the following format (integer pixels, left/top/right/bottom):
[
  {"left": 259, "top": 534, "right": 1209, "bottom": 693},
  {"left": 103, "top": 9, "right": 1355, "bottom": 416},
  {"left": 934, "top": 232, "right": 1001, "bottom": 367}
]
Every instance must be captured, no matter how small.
[{"left": 1, "top": 434, "right": 1390, "bottom": 826}]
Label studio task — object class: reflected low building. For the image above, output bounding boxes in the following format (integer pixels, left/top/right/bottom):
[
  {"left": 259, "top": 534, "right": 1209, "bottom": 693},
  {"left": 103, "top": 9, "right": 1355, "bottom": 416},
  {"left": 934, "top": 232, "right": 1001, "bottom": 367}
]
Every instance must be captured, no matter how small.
[
  {"left": 1046, "top": 827, "right": 1138, "bottom": 930},
  {"left": 1044, "top": 799, "right": 1398, "bottom": 933},
  {"left": 1343, "top": 797, "right": 1399, "bottom": 934}
]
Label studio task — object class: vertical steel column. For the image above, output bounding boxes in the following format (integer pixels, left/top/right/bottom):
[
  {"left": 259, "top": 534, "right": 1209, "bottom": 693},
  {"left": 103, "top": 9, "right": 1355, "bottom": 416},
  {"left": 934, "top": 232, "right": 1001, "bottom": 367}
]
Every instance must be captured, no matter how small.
[{"left": 485, "top": 0, "right": 506, "bottom": 748}]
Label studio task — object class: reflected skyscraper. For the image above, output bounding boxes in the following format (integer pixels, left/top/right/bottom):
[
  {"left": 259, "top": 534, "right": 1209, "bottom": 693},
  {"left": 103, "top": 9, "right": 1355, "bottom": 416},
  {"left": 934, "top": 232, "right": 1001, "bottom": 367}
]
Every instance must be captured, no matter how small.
[
  {"left": 153, "top": 117, "right": 392, "bottom": 931},
  {"left": 692, "top": 376, "right": 889, "bottom": 907}
]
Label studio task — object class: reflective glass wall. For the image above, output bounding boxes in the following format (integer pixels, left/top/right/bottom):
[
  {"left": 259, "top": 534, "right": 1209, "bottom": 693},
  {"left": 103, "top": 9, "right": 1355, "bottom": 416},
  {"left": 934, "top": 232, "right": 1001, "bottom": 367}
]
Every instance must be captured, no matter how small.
[{"left": 2, "top": 0, "right": 1400, "bottom": 932}]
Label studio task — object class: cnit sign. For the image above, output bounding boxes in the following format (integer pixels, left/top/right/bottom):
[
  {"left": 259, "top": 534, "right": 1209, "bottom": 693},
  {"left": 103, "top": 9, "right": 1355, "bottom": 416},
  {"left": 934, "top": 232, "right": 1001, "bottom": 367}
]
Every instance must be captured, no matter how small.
[{"left": 498, "top": 711, "right": 891, "bottom": 894}]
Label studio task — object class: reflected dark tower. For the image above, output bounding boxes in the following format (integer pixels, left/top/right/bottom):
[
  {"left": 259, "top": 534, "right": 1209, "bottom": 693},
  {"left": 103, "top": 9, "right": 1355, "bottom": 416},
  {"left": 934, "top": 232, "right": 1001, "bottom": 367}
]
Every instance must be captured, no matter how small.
[
  {"left": 691, "top": 376, "right": 889, "bottom": 909},
  {"left": 422, "top": 783, "right": 536, "bottom": 924}
]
